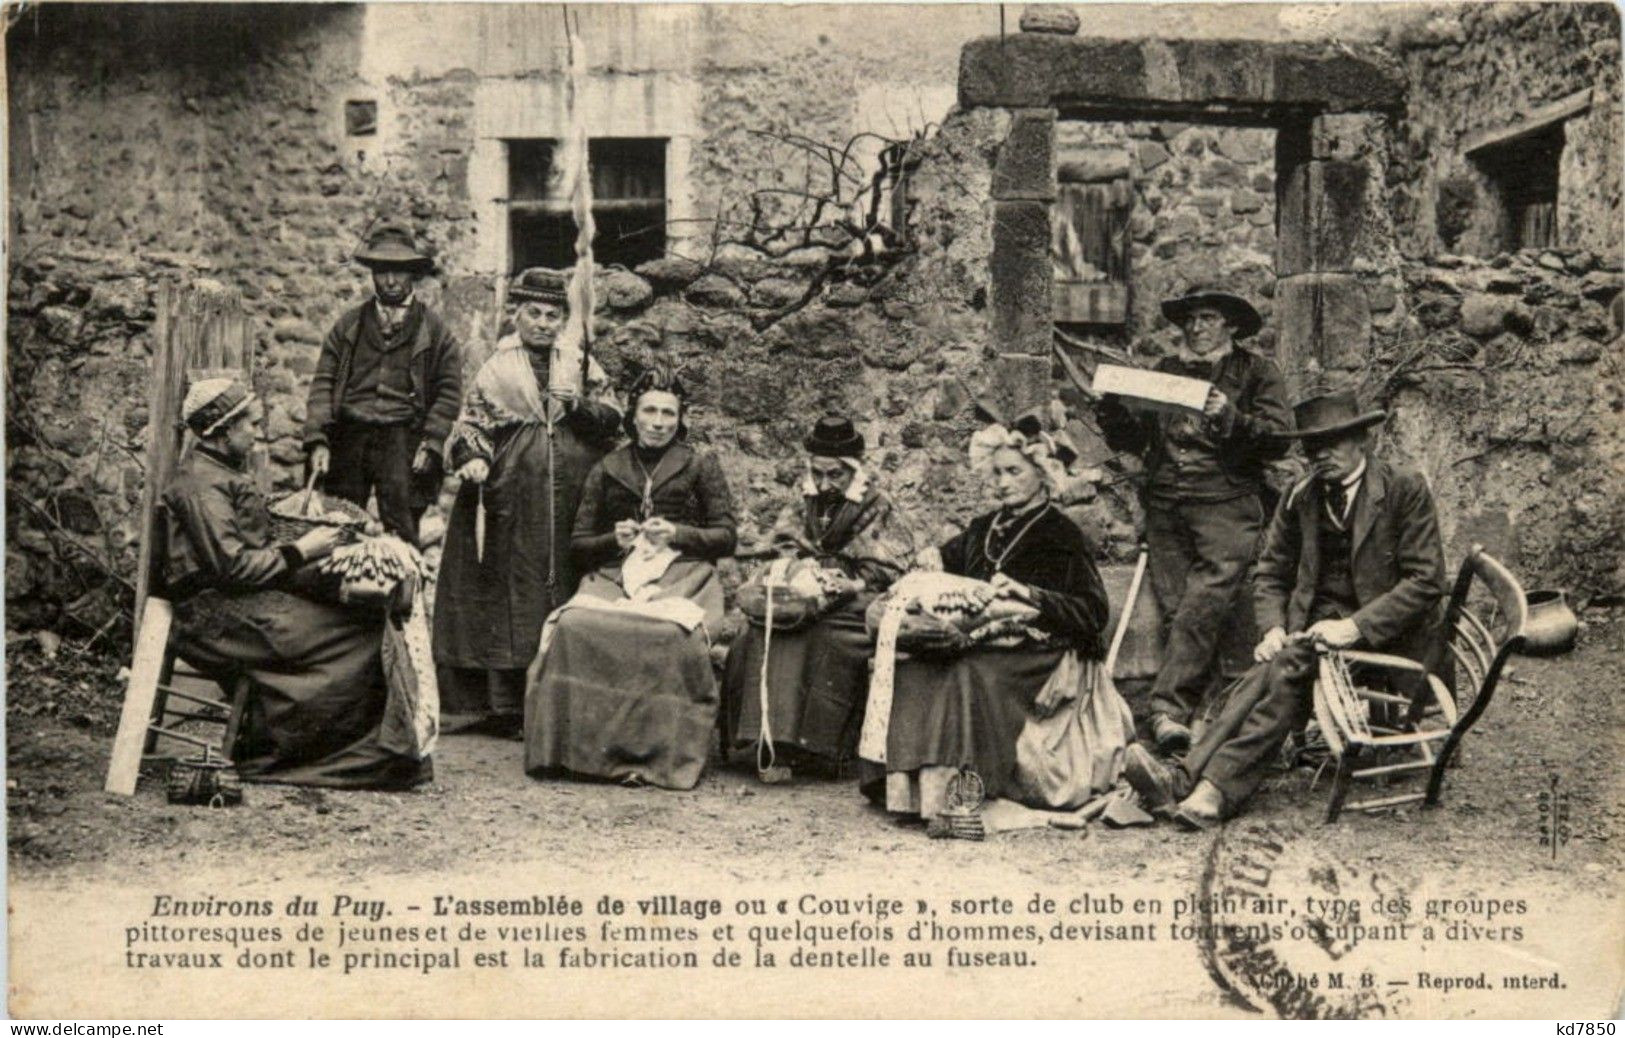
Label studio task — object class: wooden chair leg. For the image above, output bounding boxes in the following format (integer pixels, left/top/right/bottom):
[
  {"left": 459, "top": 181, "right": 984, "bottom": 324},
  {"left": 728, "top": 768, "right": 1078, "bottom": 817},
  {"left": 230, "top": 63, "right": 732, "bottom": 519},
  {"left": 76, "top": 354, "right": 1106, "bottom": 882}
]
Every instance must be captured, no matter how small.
[
  {"left": 1425, "top": 731, "right": 1465, "bottom": 806},
  {"left": 142, "top": 650, "right": 179, "bottom": 757},
  {"left": 221, "top": 675, "right": 252, "bottom": 764},
  {"left": 1325, "top": 745, "right": 1361, "bottom": 824}
]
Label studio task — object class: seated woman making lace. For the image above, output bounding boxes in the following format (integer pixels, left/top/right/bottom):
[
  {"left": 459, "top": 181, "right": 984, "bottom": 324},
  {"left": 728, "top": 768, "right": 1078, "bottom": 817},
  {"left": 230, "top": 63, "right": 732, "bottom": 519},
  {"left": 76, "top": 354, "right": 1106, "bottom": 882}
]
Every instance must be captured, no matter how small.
[
  {"left": 161, "top": 377, "right": 431, "bottom": 790},
  {"left": 858, "top": 419, "right": 1132, "bottom": 832},
  {"left": 524, "top": 367, "right": 737, "bottom": 790}
]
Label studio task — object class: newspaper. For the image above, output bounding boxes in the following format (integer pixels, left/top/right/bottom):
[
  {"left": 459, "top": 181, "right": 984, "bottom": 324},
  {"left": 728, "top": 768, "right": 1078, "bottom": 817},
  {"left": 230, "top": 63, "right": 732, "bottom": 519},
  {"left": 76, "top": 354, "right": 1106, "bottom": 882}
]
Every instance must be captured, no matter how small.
[{"left": 1091, "top": 363, "right": 1214, "bottom": 415}]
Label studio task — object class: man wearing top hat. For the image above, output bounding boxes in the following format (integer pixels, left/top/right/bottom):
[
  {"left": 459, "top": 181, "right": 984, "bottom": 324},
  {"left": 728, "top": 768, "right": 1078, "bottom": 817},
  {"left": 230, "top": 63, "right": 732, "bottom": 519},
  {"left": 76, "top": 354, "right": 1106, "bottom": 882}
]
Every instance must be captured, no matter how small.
[
  {"left": 1096, "top": 287, "right": 1293, "bottom": 755},
  {"left": 720, "top": 414, "right": 924, "bottom": 779},
  {"left": 1122, "top": 389, "right": 1447, "bottom": 828},
  {"left": 303, "top": 222, "right": 463, "bottom": 546}
]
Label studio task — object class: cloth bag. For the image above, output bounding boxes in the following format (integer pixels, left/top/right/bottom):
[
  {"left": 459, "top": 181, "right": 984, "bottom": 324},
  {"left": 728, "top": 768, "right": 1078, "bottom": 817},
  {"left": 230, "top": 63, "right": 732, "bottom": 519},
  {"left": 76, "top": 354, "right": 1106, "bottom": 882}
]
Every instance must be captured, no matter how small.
[{"left": 1009, "top": 652, "right": 1135, "bottom": 810}]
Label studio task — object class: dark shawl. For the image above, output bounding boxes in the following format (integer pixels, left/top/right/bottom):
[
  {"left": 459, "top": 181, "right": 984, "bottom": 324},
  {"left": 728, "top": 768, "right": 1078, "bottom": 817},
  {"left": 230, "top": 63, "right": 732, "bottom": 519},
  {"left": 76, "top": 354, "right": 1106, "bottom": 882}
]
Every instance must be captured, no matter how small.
[{"left": 938, "top": 503, "right": 1111, "bottom": 659}]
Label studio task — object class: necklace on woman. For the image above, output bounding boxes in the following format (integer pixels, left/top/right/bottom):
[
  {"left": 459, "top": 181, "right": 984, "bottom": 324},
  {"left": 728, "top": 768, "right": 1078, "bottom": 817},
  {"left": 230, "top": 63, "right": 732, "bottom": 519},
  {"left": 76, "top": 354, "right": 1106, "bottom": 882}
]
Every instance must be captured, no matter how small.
[
  {"left": 631, "top": 445, "right": 662, "bottom": 520},
  {"left": 983, "top": 497, "right": 1051, "bottom": 573}
]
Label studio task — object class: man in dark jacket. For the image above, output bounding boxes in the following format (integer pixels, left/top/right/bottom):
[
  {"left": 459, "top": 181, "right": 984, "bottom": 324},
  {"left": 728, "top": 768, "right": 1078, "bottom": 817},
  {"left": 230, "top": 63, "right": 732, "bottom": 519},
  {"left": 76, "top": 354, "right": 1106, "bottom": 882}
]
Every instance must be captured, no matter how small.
[
  {"left": 1097, "top": 287, "right": 1292, "bottom": 754},
  {"left": 1122, "top": 390, "right": 1448, "bottom": 829},
  {"left": 304, "top": 222, "right": 462, "bottom": 546}
]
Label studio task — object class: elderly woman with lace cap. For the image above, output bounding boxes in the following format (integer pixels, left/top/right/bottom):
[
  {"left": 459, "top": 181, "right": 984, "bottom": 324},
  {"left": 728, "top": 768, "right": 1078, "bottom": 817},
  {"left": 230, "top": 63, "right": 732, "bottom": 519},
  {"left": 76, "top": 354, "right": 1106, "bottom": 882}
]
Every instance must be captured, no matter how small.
[
  {"left": 524, "top": 366, "right": 737, "bottom": 790},
  {"left": 858, "top": 415, "right": 1133, "bottom": 833}
]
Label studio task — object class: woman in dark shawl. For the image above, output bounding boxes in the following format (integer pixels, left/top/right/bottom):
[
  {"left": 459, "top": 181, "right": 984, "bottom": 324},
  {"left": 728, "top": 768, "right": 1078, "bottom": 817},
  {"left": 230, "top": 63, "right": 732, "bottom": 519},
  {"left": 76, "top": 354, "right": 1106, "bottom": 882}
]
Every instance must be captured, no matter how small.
[
  {"left": 434, "top": 277, "right": 620, "bottom": 736},
  {"left": 524, "top": 368, "right": 737, "bottom": 790},
  {"left": 859, "top": 420, "right": 1133, "bottom": 831},
  {"left": 163, "top": 377, "right": 430, "bottom": 789},
  {"left": 721, "top": 415, "right": 923, "bottom": 780}
]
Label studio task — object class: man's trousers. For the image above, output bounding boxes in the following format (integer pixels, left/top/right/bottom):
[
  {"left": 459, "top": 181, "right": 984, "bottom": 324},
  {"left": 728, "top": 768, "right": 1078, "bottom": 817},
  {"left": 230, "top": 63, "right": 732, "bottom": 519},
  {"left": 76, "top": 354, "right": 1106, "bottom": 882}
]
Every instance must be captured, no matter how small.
[
  {"left": 1144, "top": 493, "right": 1264, "bottom": 725},
  {"left": 321, "top": 421, "right": 441, "bottom": 547},
  {"left": 1180, "top": 638, "right": 1319, "bottom": 808}
]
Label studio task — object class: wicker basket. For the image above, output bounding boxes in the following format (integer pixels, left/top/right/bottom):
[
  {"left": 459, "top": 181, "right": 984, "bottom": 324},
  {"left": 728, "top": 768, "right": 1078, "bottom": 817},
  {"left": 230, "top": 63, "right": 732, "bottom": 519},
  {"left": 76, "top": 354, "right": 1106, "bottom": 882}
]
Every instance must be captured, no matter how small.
[{"left": 267, "top": 488, "right": 371, "bottom": 542}]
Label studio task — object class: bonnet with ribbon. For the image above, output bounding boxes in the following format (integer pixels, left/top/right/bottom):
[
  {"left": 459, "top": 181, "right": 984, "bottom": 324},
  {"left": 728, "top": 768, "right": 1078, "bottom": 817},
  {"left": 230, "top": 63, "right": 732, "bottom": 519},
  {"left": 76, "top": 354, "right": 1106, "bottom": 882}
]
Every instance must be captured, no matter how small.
[{"left": 967, "top": 411, "right": 1078, "bottom": 488}]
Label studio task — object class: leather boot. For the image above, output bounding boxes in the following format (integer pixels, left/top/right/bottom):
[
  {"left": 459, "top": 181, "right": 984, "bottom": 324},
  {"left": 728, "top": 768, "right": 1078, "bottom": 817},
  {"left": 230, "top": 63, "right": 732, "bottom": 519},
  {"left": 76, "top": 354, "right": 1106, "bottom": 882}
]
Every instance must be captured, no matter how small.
[
  {"left": 1124, "top": 743, "right": 1187, "bottom": 813},
  {"left": 1172, "top": 779, "right": 1227, "bottom": 831},
  {"left": 1150, "top": 713, "right": 1193, "bottom": 755}
]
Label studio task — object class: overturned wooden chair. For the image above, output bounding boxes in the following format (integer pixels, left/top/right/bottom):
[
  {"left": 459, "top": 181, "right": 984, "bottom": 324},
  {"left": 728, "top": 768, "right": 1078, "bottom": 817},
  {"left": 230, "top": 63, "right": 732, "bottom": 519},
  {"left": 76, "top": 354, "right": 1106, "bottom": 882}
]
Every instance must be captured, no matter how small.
[
  {"left": 105, "top": 285, "right": 256, "bottom": 797},
  {"left": 1313, "top": 544, "right": 1529, "bottom": 822}
]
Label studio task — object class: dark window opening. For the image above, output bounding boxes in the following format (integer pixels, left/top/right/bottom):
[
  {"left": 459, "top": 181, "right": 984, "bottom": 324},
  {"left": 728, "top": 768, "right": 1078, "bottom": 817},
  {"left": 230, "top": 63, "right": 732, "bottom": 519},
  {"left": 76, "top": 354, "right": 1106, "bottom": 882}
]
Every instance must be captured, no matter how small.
[
  {"left": 1472, "top": 121, "right": 1563, "bottom": 251},
  {"left": 507, "top": 137, "right": 667, "bottom": 272},
  {"left": 344, "top": 100, "right": 377, "bottom": 137}
]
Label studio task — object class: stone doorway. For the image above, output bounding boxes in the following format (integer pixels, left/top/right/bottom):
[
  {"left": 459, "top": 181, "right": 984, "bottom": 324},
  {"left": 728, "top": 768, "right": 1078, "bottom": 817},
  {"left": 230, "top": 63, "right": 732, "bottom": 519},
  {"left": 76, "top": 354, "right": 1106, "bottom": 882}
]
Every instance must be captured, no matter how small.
[{"left": 959, "top": 22, "right": 1407, "bottom": 416}]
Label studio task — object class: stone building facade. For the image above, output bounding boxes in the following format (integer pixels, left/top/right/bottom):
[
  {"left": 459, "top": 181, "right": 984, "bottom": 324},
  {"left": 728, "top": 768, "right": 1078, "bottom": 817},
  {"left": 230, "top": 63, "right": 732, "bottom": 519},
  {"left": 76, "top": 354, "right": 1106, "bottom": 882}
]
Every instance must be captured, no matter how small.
[{"left": 6, "top": 3, "right": 1623, "bottom": 638}]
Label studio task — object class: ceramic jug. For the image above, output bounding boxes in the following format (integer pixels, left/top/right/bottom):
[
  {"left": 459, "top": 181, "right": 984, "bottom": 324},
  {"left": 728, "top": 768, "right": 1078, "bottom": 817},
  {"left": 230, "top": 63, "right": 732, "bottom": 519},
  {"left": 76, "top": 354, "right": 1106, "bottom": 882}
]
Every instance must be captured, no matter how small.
[{"left": 1519, "top": 589, "right": 1578, "bottom": 656}]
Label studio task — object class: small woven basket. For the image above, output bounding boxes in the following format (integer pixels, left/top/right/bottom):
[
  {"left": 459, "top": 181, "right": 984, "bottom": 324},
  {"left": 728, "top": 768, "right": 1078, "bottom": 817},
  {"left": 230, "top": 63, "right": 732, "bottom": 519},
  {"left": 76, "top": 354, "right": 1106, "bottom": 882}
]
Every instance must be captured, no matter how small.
[
  {"left": 268, "top": 487, "right": 371, "bottom": 542},
  {"left": 166, "top": 755, "right": 244, "bottom": 807},
  {"left": 929, "top": 767, "right": 986, "bottom": 840}
]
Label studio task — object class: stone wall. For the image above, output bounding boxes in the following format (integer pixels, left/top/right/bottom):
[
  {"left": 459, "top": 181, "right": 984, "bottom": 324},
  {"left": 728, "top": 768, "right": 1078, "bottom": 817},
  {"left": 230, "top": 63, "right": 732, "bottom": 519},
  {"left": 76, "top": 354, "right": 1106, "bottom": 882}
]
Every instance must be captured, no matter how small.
[
  {"left": 7, "top": 6, "right": 361, "bottom": 633},
  {"left": 1386, "top": 2, "right": 1624, "bottom": 262},
  {"left": 1373, "top": 251, "right": 1624, "bottom": 602},
  {"left": 1053, "top": 120, "right": 1277, "bottom": 345}
]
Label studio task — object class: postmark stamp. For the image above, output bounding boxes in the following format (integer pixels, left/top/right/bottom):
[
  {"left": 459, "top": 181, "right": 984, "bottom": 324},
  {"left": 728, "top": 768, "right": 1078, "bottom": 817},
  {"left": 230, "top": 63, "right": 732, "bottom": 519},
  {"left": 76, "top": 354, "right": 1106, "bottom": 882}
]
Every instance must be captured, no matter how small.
[{"left": 1197, "top": 820, "right": 1414, "bottom": 1019}]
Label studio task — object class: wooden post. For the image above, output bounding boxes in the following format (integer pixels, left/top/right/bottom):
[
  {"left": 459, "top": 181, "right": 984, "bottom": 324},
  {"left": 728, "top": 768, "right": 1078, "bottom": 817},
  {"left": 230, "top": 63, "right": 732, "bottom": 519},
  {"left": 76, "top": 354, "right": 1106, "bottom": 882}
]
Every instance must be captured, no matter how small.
[
  {"left": 131, "top": 283, "right": 254, "bottom": 641},
  {"left": 105, "top": 597, "right": 174, "bottom": 795}
]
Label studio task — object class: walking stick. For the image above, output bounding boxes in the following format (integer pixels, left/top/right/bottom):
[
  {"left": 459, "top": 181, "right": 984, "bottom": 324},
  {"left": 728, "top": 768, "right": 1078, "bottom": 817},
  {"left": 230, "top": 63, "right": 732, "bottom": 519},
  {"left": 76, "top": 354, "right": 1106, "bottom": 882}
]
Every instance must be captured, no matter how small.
[
  {"left": 1105, "top": 542, "right": 1148, "bottom": 677},
  {"left": 474, "top": 483, "right": 486, "bottom": 564}
]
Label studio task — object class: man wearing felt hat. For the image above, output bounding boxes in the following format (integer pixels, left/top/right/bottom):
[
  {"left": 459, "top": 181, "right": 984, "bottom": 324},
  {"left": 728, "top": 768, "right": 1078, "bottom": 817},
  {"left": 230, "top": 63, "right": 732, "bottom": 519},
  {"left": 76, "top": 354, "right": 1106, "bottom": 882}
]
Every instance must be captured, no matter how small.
[
  {"left": 1096, "top": 285, "right": 1294, "bottom": 756},
  {"left": 1122, "top": 389, "right": 1447, "bottom": 829},
  {"left": 302, "top": 221, "right": 463, "bottom": 547},
  {"left": 720, "top": 414, "right": 925, "bottom": 779}
]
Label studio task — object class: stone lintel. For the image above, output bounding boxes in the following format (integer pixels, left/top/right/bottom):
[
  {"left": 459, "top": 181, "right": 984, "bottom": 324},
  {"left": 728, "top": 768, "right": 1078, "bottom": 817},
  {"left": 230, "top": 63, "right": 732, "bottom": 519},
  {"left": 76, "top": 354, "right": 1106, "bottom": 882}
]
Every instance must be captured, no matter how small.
[{"left": 959, "top": 34, "right": 1405, "bottom": 114}]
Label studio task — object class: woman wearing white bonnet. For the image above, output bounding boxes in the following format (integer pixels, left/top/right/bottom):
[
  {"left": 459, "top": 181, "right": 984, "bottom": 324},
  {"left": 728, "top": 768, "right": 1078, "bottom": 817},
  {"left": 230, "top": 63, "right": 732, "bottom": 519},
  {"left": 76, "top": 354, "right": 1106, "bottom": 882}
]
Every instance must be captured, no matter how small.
[
  {"left": 161, "top": 375, "right": 431, "bottom": 789},
  {"left": 859, "top": 413, "right": 1134, "bottom": 832}
]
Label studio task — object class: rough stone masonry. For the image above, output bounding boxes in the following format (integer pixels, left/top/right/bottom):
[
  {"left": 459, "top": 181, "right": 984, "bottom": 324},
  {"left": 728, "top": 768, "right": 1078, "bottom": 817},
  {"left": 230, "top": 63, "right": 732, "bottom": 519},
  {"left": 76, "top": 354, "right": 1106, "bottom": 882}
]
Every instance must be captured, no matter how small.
[{"left": 5, "top": 3, "right": 1622, "bottom": 647}]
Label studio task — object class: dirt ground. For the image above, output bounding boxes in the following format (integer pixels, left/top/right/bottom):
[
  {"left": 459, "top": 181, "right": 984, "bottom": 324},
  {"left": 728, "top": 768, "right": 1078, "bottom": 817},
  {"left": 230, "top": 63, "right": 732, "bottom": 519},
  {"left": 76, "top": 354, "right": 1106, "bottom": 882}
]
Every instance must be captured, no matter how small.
[{"left": 6, "top": 612, "right": 1623, "bottom": 1016}]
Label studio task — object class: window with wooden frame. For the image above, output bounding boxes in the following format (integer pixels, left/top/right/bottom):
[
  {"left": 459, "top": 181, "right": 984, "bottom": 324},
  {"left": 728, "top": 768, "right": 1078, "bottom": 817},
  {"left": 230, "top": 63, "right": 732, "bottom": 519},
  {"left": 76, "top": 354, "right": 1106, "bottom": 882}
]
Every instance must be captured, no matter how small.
[
  {"left": 507, "top": 137, "right": 667, "bottom": 272},
  {"left": 1051, "top": 144, "right": 1132, "bottom": 326},
  {"left": 1463, "top": 89, "right": 1589, "bottom": 253}
]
